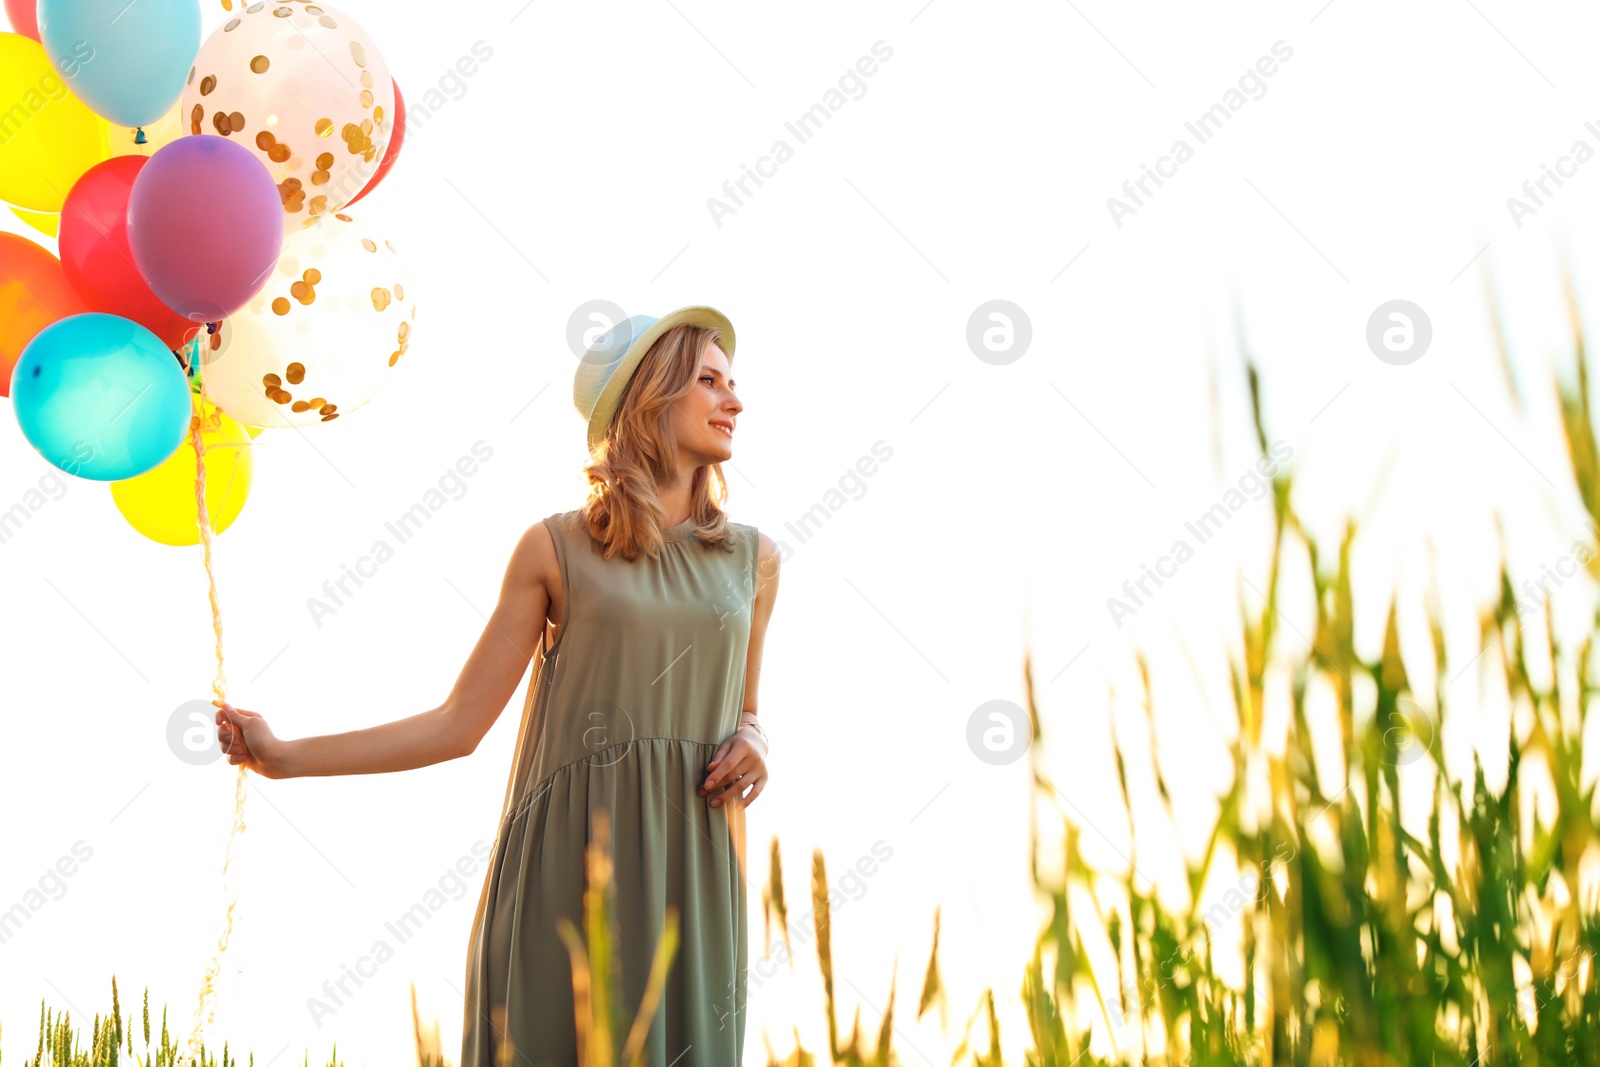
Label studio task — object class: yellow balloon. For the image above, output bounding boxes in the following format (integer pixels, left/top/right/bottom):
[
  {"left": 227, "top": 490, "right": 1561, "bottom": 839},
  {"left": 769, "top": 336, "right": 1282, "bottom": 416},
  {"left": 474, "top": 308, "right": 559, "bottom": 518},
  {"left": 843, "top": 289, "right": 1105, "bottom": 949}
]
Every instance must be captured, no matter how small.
[
  {"left": 107, "top": 97, "right": 185, "bottom": 158},
  {"left": 111, "top": 395, "right": 255, "bottom": 546},
  {"left": 9, "top": 206, "right": 59, "bottom": 237},
  {"left": 0, "top": 34, "right": 110, "bottom": 212}
]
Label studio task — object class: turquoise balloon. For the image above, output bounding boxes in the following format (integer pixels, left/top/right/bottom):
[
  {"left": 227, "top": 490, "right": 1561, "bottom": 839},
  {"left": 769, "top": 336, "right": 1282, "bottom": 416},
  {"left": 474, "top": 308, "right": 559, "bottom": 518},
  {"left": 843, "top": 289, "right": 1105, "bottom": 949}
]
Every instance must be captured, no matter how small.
[
  {"left": 38, "top": 0, "right": 202, "bottom": 129},
  {"left": 11, "top": 313, "right": 193, "bottom": 481}
]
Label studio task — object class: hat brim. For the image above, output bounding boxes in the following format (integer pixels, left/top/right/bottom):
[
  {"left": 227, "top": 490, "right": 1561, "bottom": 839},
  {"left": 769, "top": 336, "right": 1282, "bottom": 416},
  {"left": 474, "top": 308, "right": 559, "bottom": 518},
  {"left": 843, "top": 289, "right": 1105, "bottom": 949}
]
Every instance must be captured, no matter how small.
[{"left": 587, "top": 305, "right": 737, "bottom": 452}]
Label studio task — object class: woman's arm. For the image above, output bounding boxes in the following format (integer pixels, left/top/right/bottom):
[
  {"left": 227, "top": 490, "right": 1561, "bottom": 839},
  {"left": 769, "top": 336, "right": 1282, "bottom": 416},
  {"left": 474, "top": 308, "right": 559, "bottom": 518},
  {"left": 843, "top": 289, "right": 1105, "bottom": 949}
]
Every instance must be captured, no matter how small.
[
  {"left": 217, "top": 521, "right": 557, "bottom": 778},
  {"left": 700, "top": 530, "right": 781, "bottom": 808},
  {"left": 438, "top": 520, "right": 557, "bottom": 757},
  {"left": 276, "top": 705, "right": 464, "bottom": 777},
  {"left": 738, "top": 531, "right": 781, "bottom": 726}
]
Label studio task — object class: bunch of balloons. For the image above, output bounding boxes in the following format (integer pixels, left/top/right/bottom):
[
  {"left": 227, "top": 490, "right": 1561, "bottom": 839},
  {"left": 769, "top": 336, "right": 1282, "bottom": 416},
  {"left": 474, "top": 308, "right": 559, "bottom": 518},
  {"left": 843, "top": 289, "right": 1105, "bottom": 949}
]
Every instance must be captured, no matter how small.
[{"left": 1, "top": 0, "right": 418, "bottom": 546}]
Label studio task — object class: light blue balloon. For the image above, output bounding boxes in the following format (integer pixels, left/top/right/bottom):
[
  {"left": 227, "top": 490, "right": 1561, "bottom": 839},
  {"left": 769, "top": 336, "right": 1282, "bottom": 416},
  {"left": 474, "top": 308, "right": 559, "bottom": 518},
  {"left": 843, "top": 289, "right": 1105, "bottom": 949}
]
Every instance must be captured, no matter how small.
[
  {"left": 11, "top": 313, "right": 193, "bottom": 482},
  {"left": 38, "top": 0, "right": 201, "bottom": 130}
]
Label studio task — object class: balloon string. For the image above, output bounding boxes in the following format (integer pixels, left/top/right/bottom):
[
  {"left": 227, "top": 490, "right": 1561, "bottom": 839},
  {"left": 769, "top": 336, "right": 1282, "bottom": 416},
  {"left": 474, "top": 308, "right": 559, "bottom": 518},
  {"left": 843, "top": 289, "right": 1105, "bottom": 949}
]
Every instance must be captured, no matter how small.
[{"left": 177, "top": 361, "right": 249, "bottom": 1067}]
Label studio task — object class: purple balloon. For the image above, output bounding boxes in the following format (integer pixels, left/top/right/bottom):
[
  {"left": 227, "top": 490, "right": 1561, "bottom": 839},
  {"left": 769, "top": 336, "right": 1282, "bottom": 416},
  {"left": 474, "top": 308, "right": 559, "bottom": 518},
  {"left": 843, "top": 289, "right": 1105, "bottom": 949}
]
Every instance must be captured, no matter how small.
[{"left": 128, "top": 135, "right": 284, "bottom": 324}]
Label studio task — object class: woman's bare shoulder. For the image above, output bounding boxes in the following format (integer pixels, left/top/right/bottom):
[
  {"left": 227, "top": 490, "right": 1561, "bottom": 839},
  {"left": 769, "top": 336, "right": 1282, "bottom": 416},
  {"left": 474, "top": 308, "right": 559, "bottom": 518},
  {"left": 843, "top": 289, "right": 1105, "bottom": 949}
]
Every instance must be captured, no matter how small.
[
  {"left": 730, "top": 522, "right": 780, "bottom": 578},
  {"left": 508, "top": 511, "right": 573, "bottom": 590}
]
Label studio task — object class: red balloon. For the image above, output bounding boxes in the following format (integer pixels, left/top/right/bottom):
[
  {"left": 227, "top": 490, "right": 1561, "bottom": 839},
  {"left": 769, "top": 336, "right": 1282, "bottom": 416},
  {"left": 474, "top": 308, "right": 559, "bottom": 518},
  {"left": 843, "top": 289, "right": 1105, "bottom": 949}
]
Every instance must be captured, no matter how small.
[
  {"left": 4, "top": 0, "right": 39, "bottom": 41},
  {"left": 0, "top": 233, "right": 89, "bottom": 398},
  {"left": 59, "top": 155, "right": 201, "bottom": 353},
  {"left": 344, "top": 78, "right": 406, "bottom": 207}
]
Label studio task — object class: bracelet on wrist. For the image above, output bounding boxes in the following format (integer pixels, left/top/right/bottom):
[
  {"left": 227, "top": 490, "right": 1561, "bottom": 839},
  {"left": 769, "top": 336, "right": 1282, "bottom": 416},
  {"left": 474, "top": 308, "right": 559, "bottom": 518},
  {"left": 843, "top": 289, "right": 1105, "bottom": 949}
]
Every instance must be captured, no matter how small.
[{"left": 737, "top": 716, "right": 769, "bottom": 746}]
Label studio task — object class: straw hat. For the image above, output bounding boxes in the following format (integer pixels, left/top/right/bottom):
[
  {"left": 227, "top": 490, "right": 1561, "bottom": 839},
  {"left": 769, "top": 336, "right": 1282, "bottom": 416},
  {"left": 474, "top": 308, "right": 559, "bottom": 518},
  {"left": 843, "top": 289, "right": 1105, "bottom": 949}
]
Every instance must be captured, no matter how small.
[{"left": 573, "top": 305, "right": 737, "bottom": 452}]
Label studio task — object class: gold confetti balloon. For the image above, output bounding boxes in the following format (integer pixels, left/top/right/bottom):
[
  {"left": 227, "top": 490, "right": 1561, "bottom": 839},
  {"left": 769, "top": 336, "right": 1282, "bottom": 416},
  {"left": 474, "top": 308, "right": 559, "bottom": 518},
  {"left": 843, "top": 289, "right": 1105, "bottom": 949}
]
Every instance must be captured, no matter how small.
[
  {"left": 198, "top": 211, "right": 416, "bottom": 428},
  {"left": 179, "top": 1, "right": 394, "bottom": 236}
]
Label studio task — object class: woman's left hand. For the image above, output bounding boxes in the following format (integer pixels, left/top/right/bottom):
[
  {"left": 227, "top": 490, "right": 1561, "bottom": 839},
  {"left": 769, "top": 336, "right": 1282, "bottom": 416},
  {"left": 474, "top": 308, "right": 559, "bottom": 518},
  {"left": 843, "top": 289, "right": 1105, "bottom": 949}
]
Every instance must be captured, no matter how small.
[{"left": 700, "top": 727, "right": 768, "bottom": 809}]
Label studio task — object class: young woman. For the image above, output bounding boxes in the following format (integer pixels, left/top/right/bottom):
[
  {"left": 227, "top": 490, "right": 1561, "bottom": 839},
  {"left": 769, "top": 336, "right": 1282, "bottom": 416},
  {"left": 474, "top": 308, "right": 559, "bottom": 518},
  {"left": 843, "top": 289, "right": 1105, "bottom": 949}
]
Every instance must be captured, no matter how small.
[{"left": 213, "top": 305, "right": 781, "bottom": 1065}]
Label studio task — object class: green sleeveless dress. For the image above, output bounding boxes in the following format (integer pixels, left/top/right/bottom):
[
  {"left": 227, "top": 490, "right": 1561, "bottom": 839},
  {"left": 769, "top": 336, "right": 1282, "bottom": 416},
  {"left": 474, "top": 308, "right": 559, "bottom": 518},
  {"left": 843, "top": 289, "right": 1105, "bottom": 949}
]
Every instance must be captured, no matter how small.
[{"left": 460, "top": 508, "right": 759, "bottom": 1067}]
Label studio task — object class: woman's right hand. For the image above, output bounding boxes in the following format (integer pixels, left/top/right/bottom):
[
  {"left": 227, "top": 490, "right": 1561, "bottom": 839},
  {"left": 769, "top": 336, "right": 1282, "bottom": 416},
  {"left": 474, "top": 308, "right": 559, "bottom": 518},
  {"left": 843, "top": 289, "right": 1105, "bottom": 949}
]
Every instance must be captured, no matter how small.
[{"left": 214, "top": 701, "right": 293, "bottom": 779}]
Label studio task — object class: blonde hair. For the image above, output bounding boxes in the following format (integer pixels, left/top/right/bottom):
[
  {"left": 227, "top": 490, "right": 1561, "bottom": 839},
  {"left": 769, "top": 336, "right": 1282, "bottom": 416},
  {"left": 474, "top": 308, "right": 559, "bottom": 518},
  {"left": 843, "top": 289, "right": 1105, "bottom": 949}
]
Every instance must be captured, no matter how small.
[{"left": 580, "top": 322, "right": 738, "bottom": 561}]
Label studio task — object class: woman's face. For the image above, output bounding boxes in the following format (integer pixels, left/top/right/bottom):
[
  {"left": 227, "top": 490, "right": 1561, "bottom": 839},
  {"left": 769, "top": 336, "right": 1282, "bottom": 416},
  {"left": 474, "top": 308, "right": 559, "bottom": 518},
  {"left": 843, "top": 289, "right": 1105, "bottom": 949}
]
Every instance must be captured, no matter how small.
[{"left": 670, "top": 338, "right": 741, "bottom": 465}]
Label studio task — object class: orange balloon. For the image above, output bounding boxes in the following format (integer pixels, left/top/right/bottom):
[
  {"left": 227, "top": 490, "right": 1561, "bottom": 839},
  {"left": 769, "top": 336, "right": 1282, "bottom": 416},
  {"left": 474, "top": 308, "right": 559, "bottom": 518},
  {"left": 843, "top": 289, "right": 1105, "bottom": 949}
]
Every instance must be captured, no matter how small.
[{"left": 0, "top": 232, "right": 90, "bottom": 398}]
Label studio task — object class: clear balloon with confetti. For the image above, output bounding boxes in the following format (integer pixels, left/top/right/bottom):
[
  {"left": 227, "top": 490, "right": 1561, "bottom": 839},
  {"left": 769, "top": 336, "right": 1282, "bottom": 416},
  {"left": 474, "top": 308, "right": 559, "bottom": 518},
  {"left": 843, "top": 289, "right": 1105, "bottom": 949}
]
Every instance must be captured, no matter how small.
[
  {"left": 180, "top": 1, "right": 396, "bottom": 235},
  {"left": 197, "top": 211, "right": 416, "bottom": 429}
]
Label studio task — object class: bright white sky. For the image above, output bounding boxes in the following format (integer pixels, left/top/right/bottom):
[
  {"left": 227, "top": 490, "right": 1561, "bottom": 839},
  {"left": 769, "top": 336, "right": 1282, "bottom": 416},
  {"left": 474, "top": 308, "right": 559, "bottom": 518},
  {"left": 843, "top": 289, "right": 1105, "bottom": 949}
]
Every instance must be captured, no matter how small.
[{"left": 5, "top": 1, "right": 1600, "bottom": 1064}]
